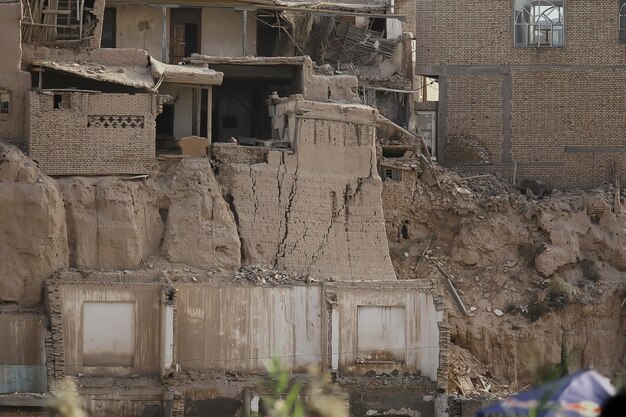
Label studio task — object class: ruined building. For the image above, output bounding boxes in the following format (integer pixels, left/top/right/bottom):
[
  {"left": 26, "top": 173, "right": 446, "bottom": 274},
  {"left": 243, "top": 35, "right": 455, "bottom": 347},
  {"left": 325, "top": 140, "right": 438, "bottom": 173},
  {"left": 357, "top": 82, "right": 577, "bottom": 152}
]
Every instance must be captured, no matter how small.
[
  {"left": 0, "top": 0, "right": 449, "bottom": 415},
  {"left": 416, "top": 0, "right": 626, "bottom": 188}
]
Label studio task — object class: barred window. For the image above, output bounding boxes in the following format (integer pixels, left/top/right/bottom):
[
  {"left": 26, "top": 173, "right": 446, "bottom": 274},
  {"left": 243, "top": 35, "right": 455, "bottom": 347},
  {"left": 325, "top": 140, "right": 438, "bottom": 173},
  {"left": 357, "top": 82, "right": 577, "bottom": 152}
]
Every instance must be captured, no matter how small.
[
  {"left": 514, "top": 0, "right": 564, "bottom": 47},
  {"left": 0, "top": 90, "right": 10, "bottom": 114},
  {"left": 619, "top": 0, "right": 626, "bottom": 41}
]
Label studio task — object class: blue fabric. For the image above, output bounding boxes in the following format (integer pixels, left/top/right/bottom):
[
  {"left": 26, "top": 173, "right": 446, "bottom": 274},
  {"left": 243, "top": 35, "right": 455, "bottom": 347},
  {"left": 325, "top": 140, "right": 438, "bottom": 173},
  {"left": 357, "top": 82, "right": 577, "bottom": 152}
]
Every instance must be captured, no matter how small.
[{"left": 476, "top": 369, "right": 616, "bottom": 417}]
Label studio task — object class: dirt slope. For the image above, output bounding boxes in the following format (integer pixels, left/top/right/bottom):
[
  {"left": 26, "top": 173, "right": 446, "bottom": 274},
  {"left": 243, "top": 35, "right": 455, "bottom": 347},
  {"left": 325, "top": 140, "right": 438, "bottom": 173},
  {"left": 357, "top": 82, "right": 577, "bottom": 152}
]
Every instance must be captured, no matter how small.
[{"left": 382, "top": 158, "right": 626, "bottom": 389}]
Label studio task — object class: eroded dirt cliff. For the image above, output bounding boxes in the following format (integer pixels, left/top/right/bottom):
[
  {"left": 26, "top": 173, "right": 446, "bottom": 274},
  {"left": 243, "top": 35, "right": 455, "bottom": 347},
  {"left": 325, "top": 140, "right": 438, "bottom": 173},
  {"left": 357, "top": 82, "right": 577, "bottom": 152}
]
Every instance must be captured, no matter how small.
[{"left": 382, "top": 156, "right": 626, "bottom": 390}]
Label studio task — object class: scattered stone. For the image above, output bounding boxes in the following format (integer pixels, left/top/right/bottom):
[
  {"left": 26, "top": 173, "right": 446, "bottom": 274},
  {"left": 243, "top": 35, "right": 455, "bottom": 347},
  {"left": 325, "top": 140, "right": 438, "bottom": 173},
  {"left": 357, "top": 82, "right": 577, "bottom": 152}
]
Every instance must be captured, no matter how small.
[
  {"left": 493, "top": 309, "right": 504, "bottom": 317},
  {"left": 469, "top": 306, "right": 477, "bottom": 312},
  {"left": 234, "top": 265, "right": 320, "bottom": 285}
]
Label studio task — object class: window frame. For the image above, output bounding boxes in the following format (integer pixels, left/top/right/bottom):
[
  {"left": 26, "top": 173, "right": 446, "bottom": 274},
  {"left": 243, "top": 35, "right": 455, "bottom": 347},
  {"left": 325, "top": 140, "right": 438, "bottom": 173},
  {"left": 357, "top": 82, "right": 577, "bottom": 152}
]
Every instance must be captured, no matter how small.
[
  {"left": 513, "top": 0, "right": 566, "bottom": 48},
  {"left": 0, "top": 89, "right": 11, "bottom": 115},
  {"left": 619, "top": 0, "right": 626, "bottom": 42}
]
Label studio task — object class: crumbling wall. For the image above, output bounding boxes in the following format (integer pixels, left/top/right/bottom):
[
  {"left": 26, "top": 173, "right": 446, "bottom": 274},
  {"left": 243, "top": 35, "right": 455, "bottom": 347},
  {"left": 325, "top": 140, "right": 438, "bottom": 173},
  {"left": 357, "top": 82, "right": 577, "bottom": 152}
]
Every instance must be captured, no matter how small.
[
  {"left": 56, "top": 276, "right": 162, "bottom": 377},
  {"left": 217, "top": 98, "right": 396, "bottom": 281},
  {"left": 161, "top": 158, "right": 241, "bottom": 271},
  {"left": 57, "top": 176, "right": 163, "bottom": 270},
  {"left": 0, "top": 313, "right": 47, "bottom": 393},
  {"left": 28, "top": 91, "right": 157, "bottom": 175},
  {"left": 0, "top": 1, "right": 32, "bottom": 146},
  {"left": 0, "top": 143, "right": 69, "bottom": 306}
]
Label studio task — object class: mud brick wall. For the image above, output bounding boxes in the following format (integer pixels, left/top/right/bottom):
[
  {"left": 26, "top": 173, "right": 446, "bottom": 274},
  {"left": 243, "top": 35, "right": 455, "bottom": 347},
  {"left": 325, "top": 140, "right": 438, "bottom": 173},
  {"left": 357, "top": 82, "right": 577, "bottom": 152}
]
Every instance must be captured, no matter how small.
[
  {"left": 45, "top": 279, "right": 66, "bottom": 382},
  {"left": 211, "top": 143, "right": 268, "bottom": 164},
  {"left": 0, "top": 408, "right": 45, "bottom": 417},
  {"left": 447, "top": 397, "right": 494, "bottom": 417},
  {"left": 415, "top": 1, "right": 626, "bottom": 188},
  {"left": 28, "top": 92, "right": 157, "bottom": 175},
  {"left": 218, "top": 99, "right": 396, "bottom": 281}
]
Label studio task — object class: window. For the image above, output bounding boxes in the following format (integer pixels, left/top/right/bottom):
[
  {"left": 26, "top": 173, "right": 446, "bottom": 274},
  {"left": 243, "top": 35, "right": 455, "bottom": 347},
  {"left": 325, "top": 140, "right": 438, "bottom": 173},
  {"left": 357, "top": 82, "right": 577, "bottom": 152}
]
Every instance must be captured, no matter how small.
[
  {"left": 101, "top": 8, "right": 117, "bottom": 48},
  {"left": 0, "top": 90, "right": 10, "bottom": 114},
  {"left": 83, "top": 302, "right": 134, "bottom": 366},
  {"left": 619, "top": 0, "right": 626, "bottom": 41},
  {"left": 380, "top": 167, "right": 401, "bottom": 181},
  {"left": 514, "top": 0, "right": 564, "bottom": 47},
  {"left": 356, "top": 306, "right": 406, "bottom": 362},
  {"left": 53, "top": 93, "right": 71, "bottom": 110}
]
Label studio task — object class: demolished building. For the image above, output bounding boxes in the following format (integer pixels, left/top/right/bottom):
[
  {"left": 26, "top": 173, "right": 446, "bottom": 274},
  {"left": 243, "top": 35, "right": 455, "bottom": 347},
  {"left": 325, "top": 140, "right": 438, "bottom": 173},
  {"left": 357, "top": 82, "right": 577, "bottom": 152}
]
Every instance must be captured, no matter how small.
[{"left": 0, "top": 0, "right": 450, "bottom": 416}]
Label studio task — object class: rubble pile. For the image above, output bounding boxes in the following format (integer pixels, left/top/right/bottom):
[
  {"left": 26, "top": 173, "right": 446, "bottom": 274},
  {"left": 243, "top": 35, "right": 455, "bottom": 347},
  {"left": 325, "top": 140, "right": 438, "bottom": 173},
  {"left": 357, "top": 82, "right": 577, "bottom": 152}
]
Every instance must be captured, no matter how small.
[
  {"left": 447, "top": 344, "right": 511, "bottom": 399},
  {"left": 233, "top": 265, "right": 320, "bottom": 285}
]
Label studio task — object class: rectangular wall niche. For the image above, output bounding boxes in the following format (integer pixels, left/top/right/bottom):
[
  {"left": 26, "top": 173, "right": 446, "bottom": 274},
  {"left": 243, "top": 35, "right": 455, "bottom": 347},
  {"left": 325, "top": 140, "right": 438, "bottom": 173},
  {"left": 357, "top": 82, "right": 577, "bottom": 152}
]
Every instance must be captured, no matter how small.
[
  {"left": 83, "top": 302, "right": 135, "bottom": 366},
  {"left": 357, "top": 306, "right": 406, "bottom": 362}
]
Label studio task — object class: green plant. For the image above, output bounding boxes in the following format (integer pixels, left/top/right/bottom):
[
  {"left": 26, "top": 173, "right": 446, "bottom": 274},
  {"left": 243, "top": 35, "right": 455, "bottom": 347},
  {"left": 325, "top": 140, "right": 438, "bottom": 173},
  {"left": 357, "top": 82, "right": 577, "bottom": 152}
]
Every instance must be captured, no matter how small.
[
  {"left": 547, "top": 277, "right": 574, "bottom": 309},
  {"left": 263, "top": 358, "right": 347, "bottom": 417},
  {"left": 48, "top": 377, "right": 87, "bottom": 417}
]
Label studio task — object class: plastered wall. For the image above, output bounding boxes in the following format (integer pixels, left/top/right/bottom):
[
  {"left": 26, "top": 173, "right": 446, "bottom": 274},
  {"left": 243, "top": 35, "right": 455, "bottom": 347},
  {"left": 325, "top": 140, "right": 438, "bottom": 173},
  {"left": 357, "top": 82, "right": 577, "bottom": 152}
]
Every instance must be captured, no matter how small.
[
  {"left": 176, "top": 285, "right": 323, "bottom": 372},
  {"left": 112, "top": 5, "right": 163, "bottom": 58},
  {"left": 59, "top": 283, "right": 162, "bottom": 377},
  {"left": 330, "top": 283, "right": 443, "bottom": 381},
  {"left": 200, "top": 8, "right": 256, "bottom": 57},
  {"left": 28, "top": 92, "right": 157, "bottom": 175},
  {"left": 0, "top": 314, "right": 47, "bottom": 393},
  {"left": 110, "top": 5, "right": 257, "bottom": 58}
]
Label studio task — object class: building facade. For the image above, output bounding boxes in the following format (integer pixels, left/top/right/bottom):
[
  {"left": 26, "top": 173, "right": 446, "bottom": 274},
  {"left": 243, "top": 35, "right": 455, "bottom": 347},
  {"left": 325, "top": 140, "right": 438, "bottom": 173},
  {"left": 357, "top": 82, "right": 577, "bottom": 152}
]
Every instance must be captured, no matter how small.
[{"left": 416, "top": 0, "right": 626, "bottom": 188}]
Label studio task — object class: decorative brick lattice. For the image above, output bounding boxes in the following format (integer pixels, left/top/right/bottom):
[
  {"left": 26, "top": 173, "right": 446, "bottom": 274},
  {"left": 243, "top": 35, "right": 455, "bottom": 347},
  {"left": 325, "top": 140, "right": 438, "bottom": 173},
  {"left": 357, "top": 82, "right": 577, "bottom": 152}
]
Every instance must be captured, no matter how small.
[{"left": 87, "top": 115, "right": 145, "bottom": 128}]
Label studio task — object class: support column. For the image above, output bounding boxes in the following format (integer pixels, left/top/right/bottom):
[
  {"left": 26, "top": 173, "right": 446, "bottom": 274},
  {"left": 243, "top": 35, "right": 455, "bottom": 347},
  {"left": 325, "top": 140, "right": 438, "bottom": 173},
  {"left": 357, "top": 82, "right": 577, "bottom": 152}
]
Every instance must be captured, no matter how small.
[
  {"left": 206, "top": 87, "right": 213, "bottom": 142},
  {"left": 191, "top": 88, "right": 201, "bottom": 136},
  {"left": 161, "top": 7, "right": 169, "bottom": 63},
  {"left": 242, "top": 9, "right": 248, "bottom": 56}
]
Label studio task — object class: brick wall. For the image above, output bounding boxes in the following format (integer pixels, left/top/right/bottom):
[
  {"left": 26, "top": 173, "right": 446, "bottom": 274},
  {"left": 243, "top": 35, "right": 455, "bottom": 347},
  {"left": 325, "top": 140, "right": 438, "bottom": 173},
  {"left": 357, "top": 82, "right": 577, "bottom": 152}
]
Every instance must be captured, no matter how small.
[
  {"left": 445, "top": 75, "right": 503, "bottom": 164},
  {"left": 0, "top": 407, "right": 44, "bottom": 417},
  {"left": 416, "top": 0, "right": 626, "bottom": 67},
  {"left": 28, "top": 92, "right": 157, "bottom": 175},
  {"left": 396, "top": 0, "right": 416, "bottom": 36},
  {"left": 416, "top": 0, "right": 626, "bottom": 188},
  {"left": 211, "top": 143, "right": 268, "bottom": 164}
]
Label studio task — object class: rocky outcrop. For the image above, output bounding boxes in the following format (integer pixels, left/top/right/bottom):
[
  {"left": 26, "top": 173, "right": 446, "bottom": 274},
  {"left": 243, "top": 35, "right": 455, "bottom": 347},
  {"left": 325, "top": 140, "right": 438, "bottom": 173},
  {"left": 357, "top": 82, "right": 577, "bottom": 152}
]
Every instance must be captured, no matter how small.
[
  {"left": 0, "top": 143, "right": 68, "bottom": 306},
  {"left": 160, "top": 159, "right": 241, "bottom": 271}
]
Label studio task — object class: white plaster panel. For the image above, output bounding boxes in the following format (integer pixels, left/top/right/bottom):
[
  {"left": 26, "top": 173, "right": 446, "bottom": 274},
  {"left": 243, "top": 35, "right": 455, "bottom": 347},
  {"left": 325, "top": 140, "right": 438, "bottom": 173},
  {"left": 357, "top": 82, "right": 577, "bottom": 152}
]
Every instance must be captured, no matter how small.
[{"left": 83, "top": 302, "right": 135, "bottom": 366}]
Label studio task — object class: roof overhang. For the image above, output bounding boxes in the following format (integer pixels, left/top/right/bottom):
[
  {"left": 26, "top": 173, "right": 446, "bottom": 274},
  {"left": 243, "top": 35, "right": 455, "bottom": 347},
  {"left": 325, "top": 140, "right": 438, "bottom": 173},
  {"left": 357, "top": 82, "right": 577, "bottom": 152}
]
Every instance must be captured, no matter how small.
[{"left": 31, "top": 56, "right": 223, "bottom": 90}]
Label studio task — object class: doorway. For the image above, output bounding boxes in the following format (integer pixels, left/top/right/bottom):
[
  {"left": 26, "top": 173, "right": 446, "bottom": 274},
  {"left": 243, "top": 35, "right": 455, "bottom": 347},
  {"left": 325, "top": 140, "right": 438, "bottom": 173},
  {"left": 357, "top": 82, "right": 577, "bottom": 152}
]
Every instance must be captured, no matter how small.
[{"left": 170, "top": 8, "right": 201, "bottom": 64}]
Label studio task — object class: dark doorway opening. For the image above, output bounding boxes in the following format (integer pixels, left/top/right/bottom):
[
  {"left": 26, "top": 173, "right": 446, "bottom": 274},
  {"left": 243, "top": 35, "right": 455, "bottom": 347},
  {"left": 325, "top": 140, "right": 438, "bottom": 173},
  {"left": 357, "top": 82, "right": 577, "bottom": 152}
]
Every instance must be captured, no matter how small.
[
  {"left": 210, "top": 64, "right": 303, "bottom": 143},
  {"left": 170, "top": 8, "right": 201, "bottom": 64},
  {"left": 256, "top": 11, "right": 280, "bottom": 56}
]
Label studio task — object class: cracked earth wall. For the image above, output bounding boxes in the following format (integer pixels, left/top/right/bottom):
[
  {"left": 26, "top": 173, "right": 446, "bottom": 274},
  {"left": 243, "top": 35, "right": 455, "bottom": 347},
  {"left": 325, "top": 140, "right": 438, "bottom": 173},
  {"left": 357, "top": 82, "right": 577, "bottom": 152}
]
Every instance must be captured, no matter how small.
[
  {"left": 0, "top": 98, "right": 396, "bottom": 306},
  {"left": 217, "top": 99, "right": 396, "bottom": 281}
]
